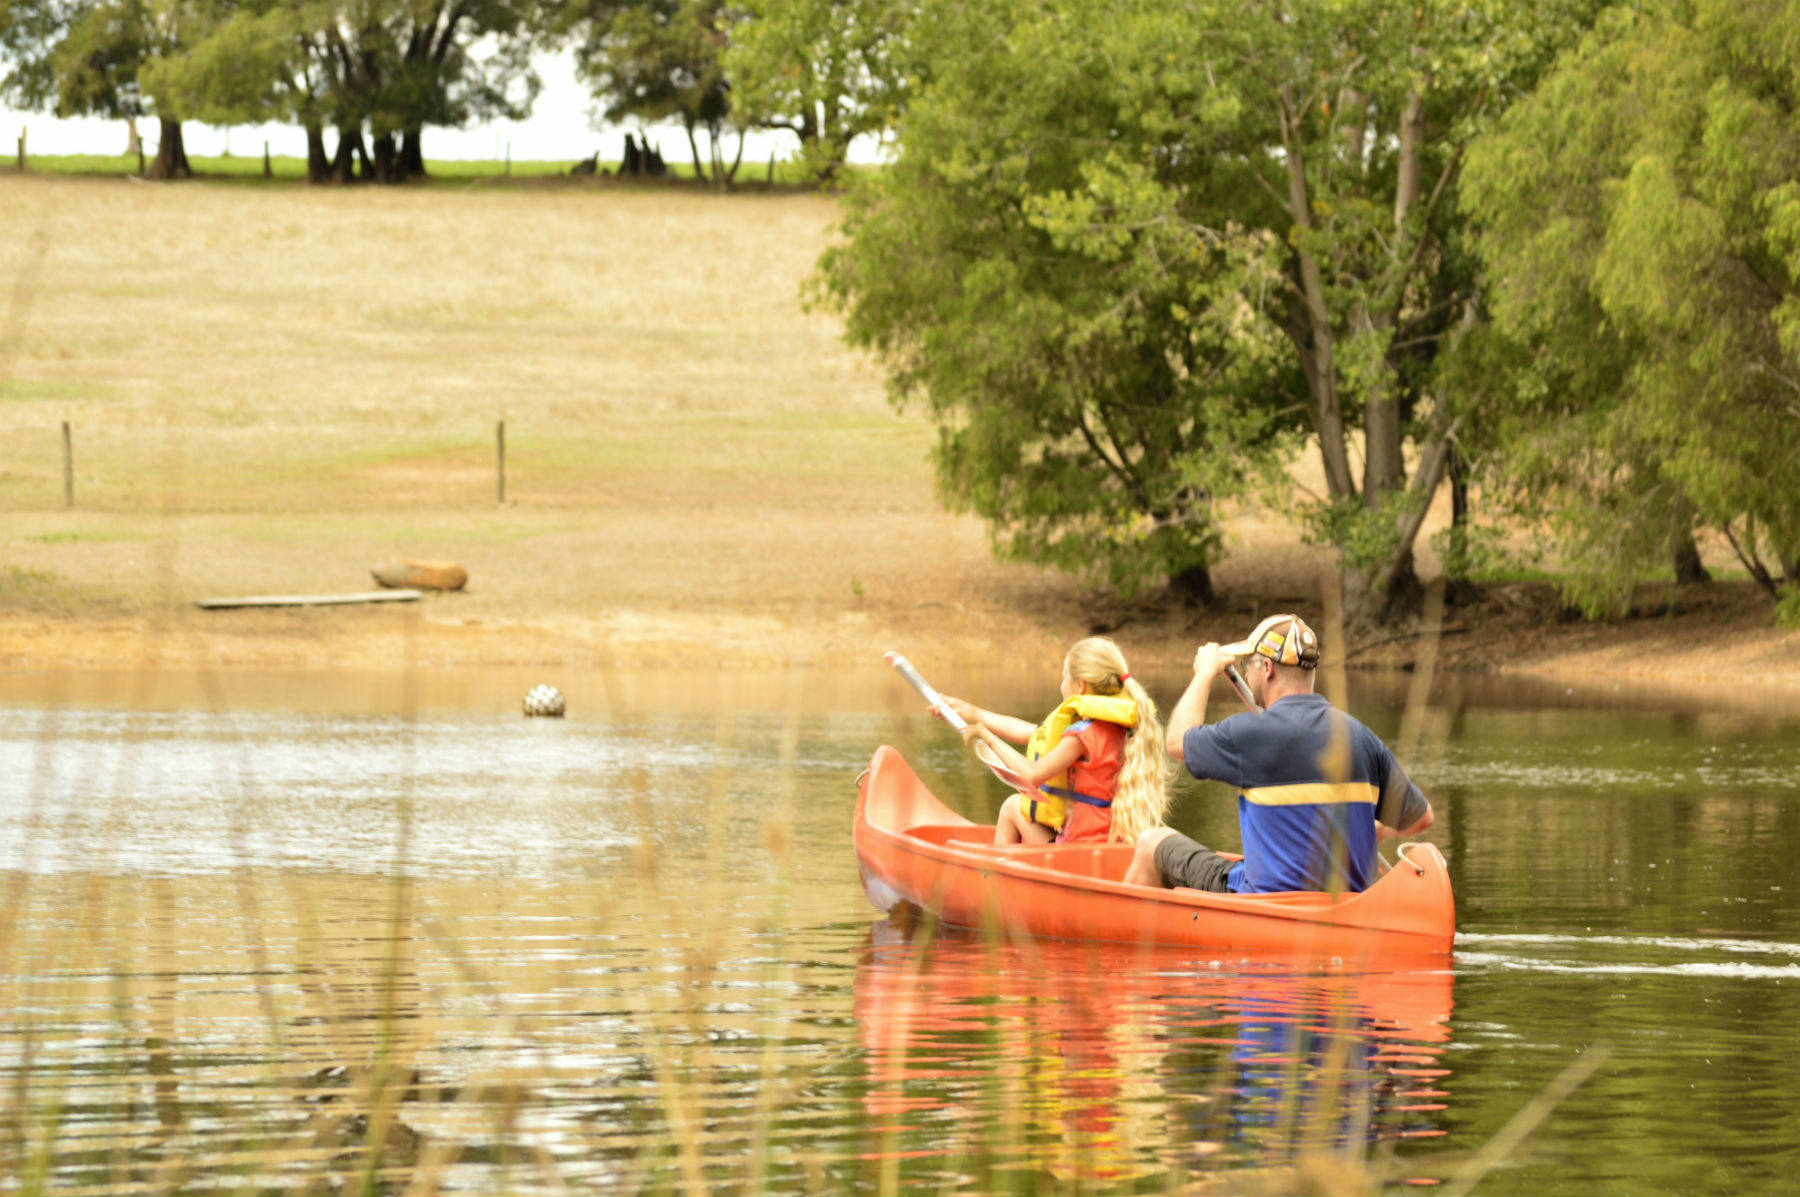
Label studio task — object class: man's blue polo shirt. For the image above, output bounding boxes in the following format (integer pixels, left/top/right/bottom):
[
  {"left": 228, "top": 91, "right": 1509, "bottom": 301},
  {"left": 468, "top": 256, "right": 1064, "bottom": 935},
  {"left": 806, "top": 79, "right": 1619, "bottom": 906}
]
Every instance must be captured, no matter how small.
[{"left": 1181, "top": 692, "right": 1427, "bottom": 893}]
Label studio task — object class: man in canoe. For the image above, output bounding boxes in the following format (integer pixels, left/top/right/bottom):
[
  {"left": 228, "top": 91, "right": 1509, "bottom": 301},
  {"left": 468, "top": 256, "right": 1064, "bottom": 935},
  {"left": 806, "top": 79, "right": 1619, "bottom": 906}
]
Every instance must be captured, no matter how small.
[{"left": 1122, "top": 614, "right": 1434, "bottom": 894}]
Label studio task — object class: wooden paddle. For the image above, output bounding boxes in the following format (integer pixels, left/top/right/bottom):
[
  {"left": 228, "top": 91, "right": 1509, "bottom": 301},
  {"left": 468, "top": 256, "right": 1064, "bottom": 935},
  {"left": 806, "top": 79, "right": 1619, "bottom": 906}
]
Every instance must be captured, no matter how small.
[{"left": 883, "top": 651, "right": 1039, "bottom": 793}]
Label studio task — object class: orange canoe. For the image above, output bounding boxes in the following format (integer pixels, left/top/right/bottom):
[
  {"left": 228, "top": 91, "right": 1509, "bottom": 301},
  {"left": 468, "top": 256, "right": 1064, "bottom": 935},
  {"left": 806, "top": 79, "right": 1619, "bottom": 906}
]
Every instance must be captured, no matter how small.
[{"left": 854, "top": 746, "right": 1455, "bottom": 960}]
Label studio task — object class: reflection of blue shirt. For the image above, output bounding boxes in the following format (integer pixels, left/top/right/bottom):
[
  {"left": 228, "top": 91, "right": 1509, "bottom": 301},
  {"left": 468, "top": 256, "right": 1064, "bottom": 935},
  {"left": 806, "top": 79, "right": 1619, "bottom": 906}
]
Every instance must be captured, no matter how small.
[{"left": 1182, "top": 693, "right": 1427, "bottom": 893}]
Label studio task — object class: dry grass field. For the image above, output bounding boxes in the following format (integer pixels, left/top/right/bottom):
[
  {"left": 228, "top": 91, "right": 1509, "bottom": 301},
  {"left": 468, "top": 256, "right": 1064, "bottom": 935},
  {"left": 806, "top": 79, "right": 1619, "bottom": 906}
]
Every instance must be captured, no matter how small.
[
  {"left": 0, "top": 173, "right": 1133, "bottom": 670},
  {"left": 2, "top": 171, "right": 1796, "bottom": 685}
]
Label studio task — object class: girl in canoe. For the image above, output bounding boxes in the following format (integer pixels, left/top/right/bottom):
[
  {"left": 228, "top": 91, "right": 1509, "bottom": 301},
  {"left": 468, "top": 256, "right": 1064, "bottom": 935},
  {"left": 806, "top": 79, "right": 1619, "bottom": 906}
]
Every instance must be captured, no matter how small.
[{"left": 933, "top": 637, "right": 1174, "bottom": 845}]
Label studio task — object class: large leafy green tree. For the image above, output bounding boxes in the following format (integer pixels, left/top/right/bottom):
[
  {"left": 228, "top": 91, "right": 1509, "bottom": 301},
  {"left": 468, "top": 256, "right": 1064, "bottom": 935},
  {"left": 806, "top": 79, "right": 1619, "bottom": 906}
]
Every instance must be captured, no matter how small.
[
  {"left": 1, "top": 0, "right": 199, "bottom": 177},
  {"left": 561, "top": 0, "right": 743, "bottom": 185},
  {"left": 5, "top": 0, "right": 540, "bottom": 183},
  {"left": 283, "top": 0, "right": 541, "bottom": 183},
  {"left": 1463, "top": 0, "right": 1800, "bottom": 615},
  {"left": 723, "top": 0, "right": 910, "bottom": 179},
  {"left": 139, "top": 0, "right": 319, "bottom": 173},
  {"left": 817, "top": 0, "right": 1300, "bottom": 604},
  {"left": 821, "top": 0, "right": 1596, "bottom": 620}
]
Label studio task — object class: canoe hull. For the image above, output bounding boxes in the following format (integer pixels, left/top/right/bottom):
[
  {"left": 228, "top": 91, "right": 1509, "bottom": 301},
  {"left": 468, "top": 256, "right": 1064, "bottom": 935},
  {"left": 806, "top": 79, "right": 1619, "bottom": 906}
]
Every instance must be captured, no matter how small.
[{"left": 854, "top": 746, "right": 1454, "bottom": 960}]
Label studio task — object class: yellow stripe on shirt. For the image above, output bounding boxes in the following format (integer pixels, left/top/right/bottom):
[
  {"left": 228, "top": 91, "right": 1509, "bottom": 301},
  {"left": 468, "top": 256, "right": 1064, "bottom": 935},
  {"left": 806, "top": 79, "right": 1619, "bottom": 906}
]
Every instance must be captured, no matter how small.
[{"left": 1240, "top": 782, "right": 1380, "bottom": 807}]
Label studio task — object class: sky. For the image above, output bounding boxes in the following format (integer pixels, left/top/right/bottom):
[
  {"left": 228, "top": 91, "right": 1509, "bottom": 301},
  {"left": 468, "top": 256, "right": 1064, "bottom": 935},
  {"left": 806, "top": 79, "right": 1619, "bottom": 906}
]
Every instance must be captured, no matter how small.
[{"left": 0, "top": 49, "right": 883, "bottom": 166}]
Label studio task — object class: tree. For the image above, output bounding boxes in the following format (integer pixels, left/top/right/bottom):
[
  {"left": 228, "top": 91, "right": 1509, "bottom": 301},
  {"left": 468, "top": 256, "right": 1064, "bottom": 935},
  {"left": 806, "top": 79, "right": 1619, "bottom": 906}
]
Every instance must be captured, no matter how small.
[
  {"left": 1, "top": 0, "right": 197, "bottom": 178},
  {"left": 293, "top": 0, "right": 541, "bottom": 183},
  {"left": 820, "top": 0, "right": 1598, "bottom": 621},
  {"left": 723, "top": 0, "right": 910, "bottom": 179},
  {"left": 817, "top": 0, "right": 1303, "bottom": 604},
  {"left": 562, "top": 0, "right": 744, "bottom": 185},
  {"left": 1190, "top": 0, "right": 1604, "bottom": 622},
  {"left": 139, "top": 1, "right": 311, "bottom": 173},
  {"left": 5, "top": 0, "right": 540, "bottom": 184},
  {"left": 1463, "top": 0, "right": 1800, "bottom": 615}
]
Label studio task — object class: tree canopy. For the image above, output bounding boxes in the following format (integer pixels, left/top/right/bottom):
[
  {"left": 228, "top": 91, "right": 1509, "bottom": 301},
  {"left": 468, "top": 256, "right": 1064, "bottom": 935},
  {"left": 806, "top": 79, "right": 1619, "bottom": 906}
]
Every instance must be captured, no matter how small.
[
  {"left": 1464, "top": 0, "right": 1800, "bottom": 615},
  {"left": 4, "top": 0, "right": 543, "bottom": 181},
  {"left": 818, "top": 0, "right": 1300, "bottom": 603},
  {"left": 722, "top": 0, "right": 910, "bottom": 178},
  {"left": 820, "top": 0, "right": 1600, "bottom": 622},
  {"left": 560, "top": 0, "right": 742, "bottom": 184}
]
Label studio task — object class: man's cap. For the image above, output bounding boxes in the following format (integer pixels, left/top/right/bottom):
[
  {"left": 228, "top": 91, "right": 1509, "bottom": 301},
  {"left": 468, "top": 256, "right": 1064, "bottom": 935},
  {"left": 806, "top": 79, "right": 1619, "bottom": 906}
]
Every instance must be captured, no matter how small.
[{"left": 1223, "top": 614, "right": 1320, "bottom": 669}]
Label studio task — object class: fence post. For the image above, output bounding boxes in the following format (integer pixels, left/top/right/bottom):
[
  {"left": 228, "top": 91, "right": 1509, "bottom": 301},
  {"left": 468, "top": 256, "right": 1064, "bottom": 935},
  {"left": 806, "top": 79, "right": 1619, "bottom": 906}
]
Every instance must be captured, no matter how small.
[
  {"left": 496, "top": 419, "right": 506, "bottom": 503},
  {"left": 61, "top": 420, "right": 73, "bottom": 507}
]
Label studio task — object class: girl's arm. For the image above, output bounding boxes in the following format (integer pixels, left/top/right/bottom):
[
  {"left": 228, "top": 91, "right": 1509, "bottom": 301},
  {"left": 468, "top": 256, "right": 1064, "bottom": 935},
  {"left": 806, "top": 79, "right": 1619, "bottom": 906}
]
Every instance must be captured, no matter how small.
[
  {"left": 933, "top": 697, "right": 1037, "bottom": 744},
  {"left": 1011, "top": 733, "right": 1084, "bottom": 788},
  {"left": 967, "top": 725, "right": 1084, "bottom": 791}
]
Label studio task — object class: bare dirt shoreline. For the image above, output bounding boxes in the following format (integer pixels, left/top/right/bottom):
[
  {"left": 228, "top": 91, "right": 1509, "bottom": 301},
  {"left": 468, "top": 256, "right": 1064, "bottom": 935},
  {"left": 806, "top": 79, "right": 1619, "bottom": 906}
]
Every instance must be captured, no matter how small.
[{"left": 6, "top": 569, "right": 1798, "bottom": 702}]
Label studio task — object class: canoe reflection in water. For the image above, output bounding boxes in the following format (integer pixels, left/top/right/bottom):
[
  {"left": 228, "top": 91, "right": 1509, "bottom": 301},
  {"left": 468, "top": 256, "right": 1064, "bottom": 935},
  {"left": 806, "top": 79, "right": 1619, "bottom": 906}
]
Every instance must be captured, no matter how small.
[{"left": 853, "top": 910, "right": 1455, "bottom": 1190}]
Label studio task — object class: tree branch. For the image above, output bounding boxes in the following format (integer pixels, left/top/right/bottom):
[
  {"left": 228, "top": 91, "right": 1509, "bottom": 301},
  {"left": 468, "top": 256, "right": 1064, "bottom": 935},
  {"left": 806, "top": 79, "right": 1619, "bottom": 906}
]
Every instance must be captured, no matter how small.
[
  {"left": 1721, "top": 517, "right": 1781, "bottom": 599},
  {"left": 1372, "top": 416, "right": 1462, "bottom": 597}
]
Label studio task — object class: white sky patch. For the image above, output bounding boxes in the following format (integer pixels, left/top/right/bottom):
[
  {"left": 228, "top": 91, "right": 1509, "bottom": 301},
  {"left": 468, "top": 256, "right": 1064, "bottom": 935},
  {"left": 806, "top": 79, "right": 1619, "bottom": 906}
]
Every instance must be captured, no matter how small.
[{"left": 1, "top": 48, "right": 892, "bottom": 165}]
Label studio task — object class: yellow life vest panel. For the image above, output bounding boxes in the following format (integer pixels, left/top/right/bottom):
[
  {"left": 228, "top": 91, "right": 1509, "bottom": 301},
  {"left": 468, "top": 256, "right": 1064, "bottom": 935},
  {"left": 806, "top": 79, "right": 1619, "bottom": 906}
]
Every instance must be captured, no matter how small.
[{"left": 1021, "top": 694, "right": 1138, "bottom": 832}]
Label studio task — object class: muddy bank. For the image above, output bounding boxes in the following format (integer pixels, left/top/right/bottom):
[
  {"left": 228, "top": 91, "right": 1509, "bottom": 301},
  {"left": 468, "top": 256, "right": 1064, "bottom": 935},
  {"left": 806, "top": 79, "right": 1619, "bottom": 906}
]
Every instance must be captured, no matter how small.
[{"left": 4, "top": 575, "right": 1796, "bottom": 703}]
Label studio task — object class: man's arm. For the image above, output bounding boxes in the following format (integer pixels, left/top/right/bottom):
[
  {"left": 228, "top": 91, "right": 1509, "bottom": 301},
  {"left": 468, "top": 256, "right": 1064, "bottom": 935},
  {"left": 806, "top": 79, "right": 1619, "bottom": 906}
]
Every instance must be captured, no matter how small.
[
  {"left": 1374, "top": 751, "right": 1433, "bottom": 839},
  {"left": 1376, "top": 804, "right": 1434, "bottom": 840},
  {"left": 1165, "top": 643, "right": 1232, "bottom": 763}
]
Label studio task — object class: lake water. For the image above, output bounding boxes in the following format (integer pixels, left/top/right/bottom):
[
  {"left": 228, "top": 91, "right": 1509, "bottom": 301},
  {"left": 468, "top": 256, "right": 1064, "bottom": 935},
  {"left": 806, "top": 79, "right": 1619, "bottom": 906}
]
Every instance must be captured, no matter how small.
[{"left": 2, "top": 666, "right": 1797, "bottom": 1195}]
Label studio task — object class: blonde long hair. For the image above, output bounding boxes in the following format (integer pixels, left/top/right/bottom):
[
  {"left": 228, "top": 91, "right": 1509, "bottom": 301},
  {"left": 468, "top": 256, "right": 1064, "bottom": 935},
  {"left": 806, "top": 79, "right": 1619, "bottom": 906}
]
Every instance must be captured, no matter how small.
[{"left": 1064, "top": 637, "right": 1174, "bottom": 844}]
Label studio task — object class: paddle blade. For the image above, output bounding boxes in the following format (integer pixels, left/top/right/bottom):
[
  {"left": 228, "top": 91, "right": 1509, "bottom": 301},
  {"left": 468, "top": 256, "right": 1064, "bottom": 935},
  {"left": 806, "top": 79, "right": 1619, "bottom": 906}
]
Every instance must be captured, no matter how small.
[{"left": 973, "top": 739, "right": 1033, "bottom": 792}]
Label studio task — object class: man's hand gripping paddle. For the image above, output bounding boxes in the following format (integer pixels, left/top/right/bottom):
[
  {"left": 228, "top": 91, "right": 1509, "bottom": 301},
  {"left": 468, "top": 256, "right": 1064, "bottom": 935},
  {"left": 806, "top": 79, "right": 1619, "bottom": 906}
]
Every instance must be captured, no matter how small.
[{"left": 883, "top": 651, "right": 1038, "bottom": 793}]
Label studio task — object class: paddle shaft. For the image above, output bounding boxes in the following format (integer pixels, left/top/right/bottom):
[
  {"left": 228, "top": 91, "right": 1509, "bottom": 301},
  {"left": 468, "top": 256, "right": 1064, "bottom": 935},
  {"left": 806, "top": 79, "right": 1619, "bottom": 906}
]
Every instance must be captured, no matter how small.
[
  {"left": 884, "top": 652, "right": 968, "bottom": 731},
  {"left": 884, "top": 652, "right": 1036, "bottom": 792},
  {"left": 1224, "top": 662, "right": 1262, "bottom": 712}
]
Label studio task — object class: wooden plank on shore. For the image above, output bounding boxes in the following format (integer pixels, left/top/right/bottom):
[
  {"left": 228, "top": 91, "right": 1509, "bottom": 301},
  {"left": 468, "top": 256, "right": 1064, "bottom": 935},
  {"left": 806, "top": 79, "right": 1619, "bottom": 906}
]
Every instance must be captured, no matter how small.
[{"left": 194, "top": 590, "right": 424, "bottom": 610}]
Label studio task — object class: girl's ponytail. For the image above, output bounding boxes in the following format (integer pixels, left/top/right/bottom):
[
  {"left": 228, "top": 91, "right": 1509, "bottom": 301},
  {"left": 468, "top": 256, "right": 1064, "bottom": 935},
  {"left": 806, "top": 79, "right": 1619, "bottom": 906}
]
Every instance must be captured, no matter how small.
[
  {"left": 1110, "top": 672, "right": 1173, "bottom": 844},
  {"left": 1063, "top": 637, "right": 1174, "bottom": 844}
]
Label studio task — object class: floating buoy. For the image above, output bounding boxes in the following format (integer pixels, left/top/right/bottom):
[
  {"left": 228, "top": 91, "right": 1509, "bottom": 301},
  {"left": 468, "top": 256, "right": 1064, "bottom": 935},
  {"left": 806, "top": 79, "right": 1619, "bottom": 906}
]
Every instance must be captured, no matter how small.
[{"left": 523, "top": 684, "right": 566, "bottom": 717}]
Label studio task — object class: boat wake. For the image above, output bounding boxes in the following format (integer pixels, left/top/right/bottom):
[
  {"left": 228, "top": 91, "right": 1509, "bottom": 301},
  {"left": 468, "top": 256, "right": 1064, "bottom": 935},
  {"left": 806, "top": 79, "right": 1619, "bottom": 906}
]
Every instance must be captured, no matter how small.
[{"left": 1455, "top": 932, "right": 1800, "bottom": 979}]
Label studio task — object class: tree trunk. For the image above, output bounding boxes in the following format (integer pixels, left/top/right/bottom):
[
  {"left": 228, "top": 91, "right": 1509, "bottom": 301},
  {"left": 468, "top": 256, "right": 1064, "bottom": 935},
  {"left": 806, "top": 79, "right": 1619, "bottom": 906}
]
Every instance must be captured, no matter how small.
[
  {"left": 1348, "top": 420, "right": 1461, "bottom": 627},
  {"left": 1342, "top": 561, "right": 1426, "bottom": 630},
  {"left": 125, "top": 116, "right": 141, "bottom": 159},
  {"left": 1721, "top": 517, "right": 1780, "bottom": 599},
  {"left": 682, "top": 119, "right": 707, "bottom": 184},
  {"left": 1277, "top": 88, "right": 1356, "bottom": 503},
  {"left": 330, "top": 125, "right": 365, "bottom": 183},
  {"left": 401, "top": 128, "right": 425, "bottom": 178},
  {"left": 1360, "top": 86, "right": 1426, "bottom": 509},
  {"left": 371, "top": 133, "right": 397, "bottom": 183},
  {"left": 1358, "top": 310, "right": 1406, "bottom": 508},
  {"left": 725, "top": 126, "right": 747, "bottom": 185},
  {"left": 146, "top": 118, "right": 192, "bottom": 180},
  {"left": 1393, "top": 88, "right": 1425, "bottom": 228},
  {"left": 1341, "top": 89, "right": 1369, "bottom": 171},
  {"left": 1449, "top": 442, "right": 1468, "bottom": 531},
  {"left": 1170, "top": 563, "right": 1215, "bottom": 608},
  {"left": 1672, "top": 531, "right": 1711, "bottom": 586},
  {"left": 305, "top": 122, "right": 330, "bottom": 183}
]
